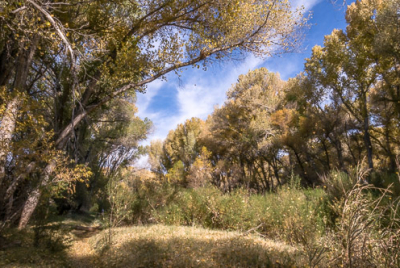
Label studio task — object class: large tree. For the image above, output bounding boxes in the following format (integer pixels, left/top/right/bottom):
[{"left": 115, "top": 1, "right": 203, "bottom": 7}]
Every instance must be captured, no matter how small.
[{"left": 204, "top": 68, "right": 285, "bottom": 190}]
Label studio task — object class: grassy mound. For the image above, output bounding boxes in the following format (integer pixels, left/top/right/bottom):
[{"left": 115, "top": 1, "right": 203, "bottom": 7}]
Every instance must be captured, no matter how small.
[{"left": 69, "top": 225, "right": 302, "bottom": 267}]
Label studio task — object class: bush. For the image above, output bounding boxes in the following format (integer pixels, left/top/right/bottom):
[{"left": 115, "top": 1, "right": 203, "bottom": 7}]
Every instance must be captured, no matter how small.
[
  {"left": 153, "top": 181, "right": 330, "bottom": 248},
  {"left": 325, "top": 182, "right": 400, "bottom": 267},
  {"left": 33, "top": 225, "right": 71, "bottom": 253}
]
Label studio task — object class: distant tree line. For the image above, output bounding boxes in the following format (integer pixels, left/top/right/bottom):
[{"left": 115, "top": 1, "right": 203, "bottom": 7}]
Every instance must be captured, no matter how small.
[{"left": 149, "top": 0, "right": 400, "bottom": 192}]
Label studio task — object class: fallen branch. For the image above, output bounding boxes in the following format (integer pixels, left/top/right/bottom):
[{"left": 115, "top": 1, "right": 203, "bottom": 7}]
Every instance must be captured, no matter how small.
[{"left": 243, "top": 223, "right": 264, "bottom": 236}]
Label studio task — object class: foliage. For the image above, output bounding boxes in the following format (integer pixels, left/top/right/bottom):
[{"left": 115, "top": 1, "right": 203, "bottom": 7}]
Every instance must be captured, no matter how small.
[
  {"left": 187, "top": 147, "right": 214, "bottom": 188},
  {"left": 33, "top": 225, "right": 71, "bottom": 253},
  {"left": 135, "top": 181, "right": 330, "bottom": 247}
]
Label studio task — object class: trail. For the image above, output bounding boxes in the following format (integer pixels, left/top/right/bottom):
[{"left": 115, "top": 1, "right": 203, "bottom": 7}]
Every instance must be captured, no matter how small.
[{"left": 67, "top": 228, "right": 101, "bottom": 268}]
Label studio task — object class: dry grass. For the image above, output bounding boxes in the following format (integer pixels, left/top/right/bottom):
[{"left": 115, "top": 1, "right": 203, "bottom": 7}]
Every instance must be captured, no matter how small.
[{"left": 68, "top": 224, "right": 302, "bottom": 267}]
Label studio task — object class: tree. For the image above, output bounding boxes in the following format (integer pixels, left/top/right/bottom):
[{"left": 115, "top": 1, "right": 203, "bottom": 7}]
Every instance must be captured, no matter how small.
[
  {"left": 305, "top": 29, "right": 376, "bottom": 169},
  {"left": 154, "top": 0, "right": 400, "bottom": 191},
  {"left": 284, "top": 73, "right": 358, "bottom": 177},
  {"left": 162, "top": 117, "right": 205, "bottom": 185},
  {"left": 304, "top": 0, "right": 400, "bottom": 172},
  {"left": 148, "top": 139, "right": 167, "bottom": 178},
  {"left": 204, "top": 68, "right": 286, "bottom": 190}
]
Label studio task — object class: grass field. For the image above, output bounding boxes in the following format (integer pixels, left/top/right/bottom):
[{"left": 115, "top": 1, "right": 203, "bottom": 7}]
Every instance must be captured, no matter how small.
[{"left": 1, "top": 223, "right": 302, "bottom": 267}]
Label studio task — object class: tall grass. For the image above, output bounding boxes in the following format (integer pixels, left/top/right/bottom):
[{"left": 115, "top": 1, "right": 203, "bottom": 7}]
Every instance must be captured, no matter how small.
[{"left": 115, "top": 175, "right": 329, "bottom": 247}]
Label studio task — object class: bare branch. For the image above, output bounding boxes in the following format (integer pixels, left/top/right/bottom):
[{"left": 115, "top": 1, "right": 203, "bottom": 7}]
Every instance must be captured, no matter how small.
[{"left": 26, "top": 0, "right": 76, "bottom": 72}]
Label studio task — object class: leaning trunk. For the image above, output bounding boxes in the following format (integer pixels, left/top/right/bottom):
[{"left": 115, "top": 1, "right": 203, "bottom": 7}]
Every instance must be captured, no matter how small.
[
  {"left": 18, "top": 160, "right": 56, "bottom": 229},
  {"left": 16, "top": 111, "right": 87, "bottom": 228}
]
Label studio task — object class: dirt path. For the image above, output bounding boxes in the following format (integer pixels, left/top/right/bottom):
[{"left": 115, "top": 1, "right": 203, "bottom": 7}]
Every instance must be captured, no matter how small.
[{"left": 67, "top": 229, "right": 101, "bottom": 268}]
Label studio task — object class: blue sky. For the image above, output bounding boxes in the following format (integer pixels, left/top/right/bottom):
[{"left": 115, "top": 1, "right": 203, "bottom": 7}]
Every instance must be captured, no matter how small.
[{"left": 136, "top": 0, "right": 354, "bottom": 148}]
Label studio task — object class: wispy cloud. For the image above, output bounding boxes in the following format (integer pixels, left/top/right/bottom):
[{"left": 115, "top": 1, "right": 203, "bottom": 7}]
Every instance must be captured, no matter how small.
[
  {"left": 292, "top": 0, "right": 323, "bottom": 11},
  {"left": 136, "top": 79, "right": 166, "bottom": 119},
  {"left": 138, "top": 55, "right": 263, "bottom": 143},
  {"left": 136, "top": 0, "right": 323, "bottom": 145}
]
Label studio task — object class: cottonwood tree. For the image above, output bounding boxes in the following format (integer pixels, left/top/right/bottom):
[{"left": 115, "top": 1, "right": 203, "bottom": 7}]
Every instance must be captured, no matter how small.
[
  {"left": 148, "top": 139, "right": 167, "bottom": 178},
  {"left": 304, "top": 0, "right": 400, "bottom": 171},
  {"left": 305, "top": 30, "right": 376, "bottom": 169},
  {"left": 204, "top": 68, "right": 285, "bottom": 190},
  {"left": 162, "top": 117, "right": 205, "bottom": 185}
]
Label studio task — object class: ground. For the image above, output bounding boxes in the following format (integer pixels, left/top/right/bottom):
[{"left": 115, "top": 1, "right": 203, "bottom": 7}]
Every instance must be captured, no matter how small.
[{"left": 0, "top": 220, "right": 302, "bottom": 267}]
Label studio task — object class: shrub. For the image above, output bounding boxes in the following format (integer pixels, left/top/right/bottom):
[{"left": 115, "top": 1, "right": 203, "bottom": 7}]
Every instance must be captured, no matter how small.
[
  {"left": 153, "top": 181, "right": 330, "bottom": 249},
  {"left": 33, "top": 225, "right": 71, "bottom": 253},
  {"left": 321, "top": 164, "right": 400, "bottom": 268}
]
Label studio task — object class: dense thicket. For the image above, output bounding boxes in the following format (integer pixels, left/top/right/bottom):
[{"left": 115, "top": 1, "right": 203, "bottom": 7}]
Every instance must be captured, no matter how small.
[{"left": 150, "top": 0, "right": 400, "bottom": 192}]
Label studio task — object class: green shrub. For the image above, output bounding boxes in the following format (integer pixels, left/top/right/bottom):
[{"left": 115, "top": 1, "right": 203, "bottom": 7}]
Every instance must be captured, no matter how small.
[
  {"left": 33, "top": 225, "right": 71, "bottom": 253},
  {"left": 250, "top": 185, "right": 328, "bottom": 243},
  {"left": 152, "top": 183, "right": 330, "bottom": 248},
  {"left": 154, "top": 186, "right": 221, "bottom": 227}
]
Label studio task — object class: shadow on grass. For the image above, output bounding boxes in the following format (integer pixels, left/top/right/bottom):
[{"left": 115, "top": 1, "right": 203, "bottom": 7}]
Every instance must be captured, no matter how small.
[
  {"left": 0, "top": 240, "right": 71, "bottom": 267},
  {"left": 45, "top": 210, "right": 98, "bottom": 225},
  {"left": 0, "top": 213, "right": 100, "bottom": 268}
]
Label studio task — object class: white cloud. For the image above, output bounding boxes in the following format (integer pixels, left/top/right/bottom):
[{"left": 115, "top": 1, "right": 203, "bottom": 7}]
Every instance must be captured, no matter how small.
[
  {"left": 133, "top": 155, "right": 151, "bottom": 169},
  {"left": 292, "top": 0, "right": 323, "bottom": 12},
  {"left": 175, "top": 55, "right": 263, "bottom": 121},
  {"left": 136, "top": 79, "right": 166, "bottom": 118},
  {"left": 135, "top": 0, "right": 324, "bottom": 147},
  {"left": 136, "top": 55, "right": 263, "bottom": 147},
  {"left": 172, "top": 55, "right": 263, "bottom": 128},
  {"left": 177, "top": 85, "right": 217, "bottom": 120}
]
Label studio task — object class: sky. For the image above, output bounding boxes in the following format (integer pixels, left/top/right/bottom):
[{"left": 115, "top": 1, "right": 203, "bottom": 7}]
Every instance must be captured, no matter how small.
[{"left": 135, "top": 0, "right": 354, "bottom": 159}]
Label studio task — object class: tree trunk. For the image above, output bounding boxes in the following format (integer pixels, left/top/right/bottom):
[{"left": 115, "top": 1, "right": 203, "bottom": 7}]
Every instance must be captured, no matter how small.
[
  {"left": 321, "top": 139, "right": 331, "bottom": 170},
  {"left": 4, "top": 162, "right": 35, "bottom": 205},
  {"left": 271, "top": 158, "right": 281, "bottom": 186},
  {"left": 384, "top": 114, "right": 396, "bottom": 171},
  {"left": 336, "top": 139, "right": 345, "bottom": 171},
  {"left": 16, "top": 111, "right": 88, "bottom": 228},
  {"left": 0, "top": 98, "right": 20, "bottom": 185},
  {"left": 292, "top": 148, "right": 306, "bottom": 177},
  {"left": 360, "top": 91, "right": 374, "bottom": 170},
  {"left": 0, "top": 38, "right": 38, "bottom": 186},
  {"left": 18, "top": 160, "right": 56, "bottom": 229},
  {"left": 363, "top": 115, "right": 374, "bottom": 170},
  {"left": 18, "top": 105, "right": 89, "bottom": 228},
  {"left": 0, "top": 38, "right": 17, "bottom": 86}
]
